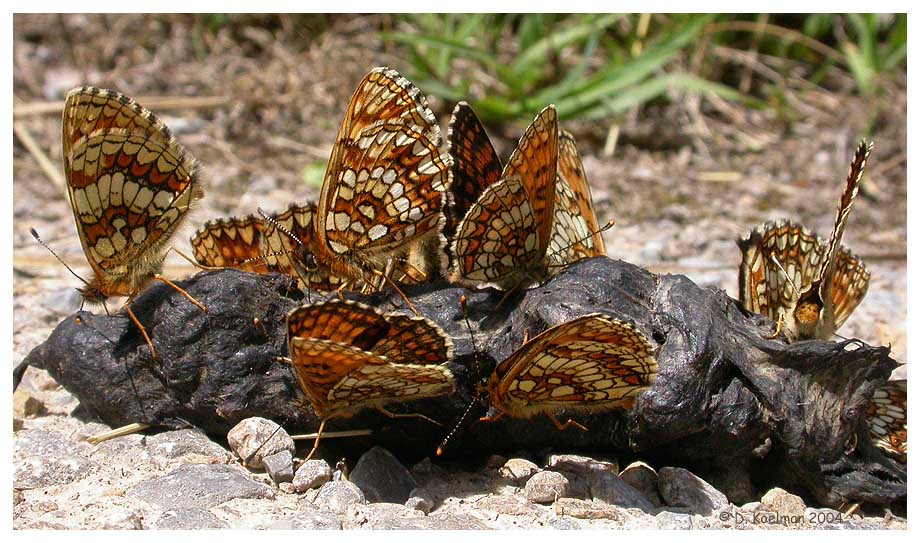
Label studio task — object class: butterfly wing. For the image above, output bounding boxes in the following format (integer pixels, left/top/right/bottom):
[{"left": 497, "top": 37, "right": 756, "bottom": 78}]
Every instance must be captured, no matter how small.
[
  {"left": 444, "top": 102, "right": 503, "bottom": 241},
  {"left": 547, "top": 130, "right": 607, "bottom": 268},
  {"left": 63, "top": 87, "right": 202, "bottom": 295},
  {"left": 737, "top": 220, "right": 827, "bottom": 325},
  {"left": 489, "top": 314, "right": 658, "bottom": 418},
  {"left": 828, "top": 245, "right": 870, "bottom": 330},
  {"left": 190, "top": 215, "right": 268, "bottom": 272},
  {"left": 866, "top": 379, "right": 907, "bottom": 461},
  {"left": 451, "top": 106, "right": 559, "bottom": 289},
  {"left": 315, "top": 67, "right": 448, "bottom": 271}
]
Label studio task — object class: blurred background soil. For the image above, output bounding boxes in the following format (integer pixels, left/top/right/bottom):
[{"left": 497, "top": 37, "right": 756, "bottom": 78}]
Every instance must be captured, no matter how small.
[{"left": 12, "top": 14, "right": 906, "bottom": 373}]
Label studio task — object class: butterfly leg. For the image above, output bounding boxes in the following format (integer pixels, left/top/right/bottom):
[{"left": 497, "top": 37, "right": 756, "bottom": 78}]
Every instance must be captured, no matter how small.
[
  {"left": 304, "top": 418, "right": 328, "bottom": 462},
  {"left": 376, "top": 406, "right": 441, "bottom": 426},
  {"left": 766, "top": 314, "right": 785, "bottom": 339},
  {"left": 547, "top": 412, "right": 589, "bottom": 432},
  {"left": 164, "top": 245, "right": 223, "bottom": 271},
  {"left": 478, "top": 410, "right": 505, "bottom": 424},
  {"left": 123, "top": 297, "right": 157, "bottom": 360},
  {"left": 376, "top": 269, "right": 420, "bottom": 316},
  {"left": 153, "top": 274, "right": 208, "bottom": 313}
]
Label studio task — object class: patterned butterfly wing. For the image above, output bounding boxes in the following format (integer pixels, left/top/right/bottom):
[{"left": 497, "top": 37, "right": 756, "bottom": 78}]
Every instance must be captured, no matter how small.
[
  {"left": 444, "top": 101, "right": 503, "bottom": 241},
  {"left": 737, "top": 220, "right": 826, "bottom": 328},
  {"left": 866, "top": 380, "right": 906, "bottom": 462},
  {"left": 315, "top": 67, "right": 449, "bottom": 280},
  {"left": 451, "top": 106, "right": 559, "bottom": 290},
  {"left": 488, "top": 314, "right": 658, "bottom": 420},
  {"left": 190, "top": 215, "right": 268, "bottom": 273},
  {"left": 818, "top": 141, "right": 872, "bottom": 304},
  {"left": 547, "top": 130, "right": 607, "bottom": 269},
  {"left": 828, "top": 245, "right": 871, "bottom": 330},
  {"left": 286, "top": 300, "right": 455, "bottom": 419},
  {"left": 328, "top": 357, "right": 455, "bottom": 412},
  {"left": 372, "top": 311, "right": 455, "bottom": 365},
  {"left": 63, "top": 87, "right": 203, "bottom": 300},
  {"left": 260, "top": 203, "right": 344, "bottom": 291}
]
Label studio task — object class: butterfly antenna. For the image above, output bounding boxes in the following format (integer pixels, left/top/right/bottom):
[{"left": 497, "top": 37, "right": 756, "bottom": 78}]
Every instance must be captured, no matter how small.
[
  {"left": 436, "top": 395, "right": 480, "bottom": 456},
  {"left": 257, "top": 207, "right": 304, "bottom": 249},
  {"left": 436, "top": 295, "right": 487, "bottom": 456},
  {"left": 30, "top": 228, "right": 91, "bottom": 287},
  {"left": 768, "top": 251, "right": 803, "bottom": 297},
  {"left": 544, "top": 219, "right": 616, "bottom": 269}
]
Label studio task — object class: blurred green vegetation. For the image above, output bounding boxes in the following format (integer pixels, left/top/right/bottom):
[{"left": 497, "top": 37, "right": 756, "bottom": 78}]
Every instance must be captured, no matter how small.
[{"left": 378, "top": 13, "right": 906, "bottom": 124}]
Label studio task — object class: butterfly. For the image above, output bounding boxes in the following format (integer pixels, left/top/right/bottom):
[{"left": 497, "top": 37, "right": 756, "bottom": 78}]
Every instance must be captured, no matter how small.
[
  {"left": 737, "top": 141, "right": 872, "bottom": 340},
  {"left": 449, "top": 105, "right": 559, "bottom": 290},
  {"left": 448, "top": 104, "right": 609, "bottom": 291},
  {"left": 480, "top": 314, "right": 658, "bottom": 431},
  {"left": 865, "top": 379, "right": 906, "bottom": 462},
  {"left": 59, "top": 86, "right": 206, "bottom": 358},
  {"left": 307, "top": 67, "right": 449, "bottom": 294},
  {"left": 190, "top": 214, "right": 268, "bottom": 273},
  {"left": 285, "top": 299, "right": 456, "bottom": 459}
]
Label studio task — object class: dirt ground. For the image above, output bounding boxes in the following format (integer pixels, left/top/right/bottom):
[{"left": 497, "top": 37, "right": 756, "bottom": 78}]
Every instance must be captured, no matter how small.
[{"left": 12, "top": 14, "right": 906, "bottom": 377}]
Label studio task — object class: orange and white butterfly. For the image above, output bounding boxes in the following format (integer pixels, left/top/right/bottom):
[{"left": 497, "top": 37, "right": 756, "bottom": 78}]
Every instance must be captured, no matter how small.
[
  {"left": 738, "top": 141, "right": 872, "bottom": 340},
  {"left": 55, "top": 86, "right": 207, "bottom": 358},
  {"left": 448, "top": 103, "right": 608, "bottom": 292},
  {"left": 307, "top": 67, "right": 449, "bottom": 291},
  {"left": 866, "top": 379, "right": 906, "bottom": 462},
  {"left": 285, "top": 299, "right": 456, "bottom": 459},
  {"left": 480, "top": 314, "right": 658, "bottom": 431}
]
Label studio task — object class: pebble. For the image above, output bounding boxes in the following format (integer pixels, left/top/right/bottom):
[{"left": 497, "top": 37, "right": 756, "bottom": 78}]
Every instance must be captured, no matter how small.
[
  {"left": 128, "top": 463, "right": 274, "bottom": 510},
  {"left": 546, "top": 453, "right": 618, "bottom": 475},
  {"left": 406, "top": 487, "right": 436, "bottom": 513},
  {"left": 760, "top": 487, "right": 806, "bottom": 518},
  {"left": 154, "top": 508, "right": 230, "bottom": 529},
  {"left": 545, "top": 453, "right": 618, "bottom": 499},
  {"left": 524, "top": 470, "right": 569, "bottom": 503},
  {"left": 13, "top": 387, "right": 47, "bottom": 418},
  {"left": 619, "top": 460, "right": 662, "bottom": 506},
  {"left": 349, "top": 446, "right": 416, "bottom": 503},
  {"left": 292, "top": 459, "right": 332, "bottom": 492},
  {"left": 588, "top": 470, "right": 656, "bottom": 512},
  {"left": 312, "top": 481, "right": 366, "bottom": 515},
  {"left": 554, "top": 498, "right": 626, "bottom": 521},
  {"left": 226, "top": 417, "right": 294, "bottom": 469},
  {"left": 499, "top": 457, "right": 540, "bottom": 483},
  {"left": 658, "top": 466, "right": 730, "bottom": 516},
  {"left": 146, "top": 429, "right": 232, "bottom": 463},
  {"left": 262, "top": 450, "right": 294, "bottom": 485},
  {"left": 13, "top": 429, "right": 98, "bottom": 489}
]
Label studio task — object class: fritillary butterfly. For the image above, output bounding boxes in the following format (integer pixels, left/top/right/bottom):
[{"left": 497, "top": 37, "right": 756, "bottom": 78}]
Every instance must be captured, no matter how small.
[
  {"left": 309, "top": 67, "right": 449, "bottom": 292},
  {"left": 866, "top": 379, "right": 907, "bottom": 462},
  {"left": 191, "top": 215, "right": 268, "bottom": 273},
  {"left": 547, "top": 130, "right": 609, "bottom": 266},
  {"left": 443, "top": 102, "right": 503, "bottom": 244},
  {"left": 738, "top": 141, "right": 872, "bottom": 340},
  {"left": 285, "top": 299, "right": 456, "bottom": 459},
  {"left": 450, "top": 105, "right": 559, "bottom": 290},
  {"left": 62, "top": 86, "right": 206, "bottom": 358},
  {"left": 480, "top": 314, "right": 658, "bottom": 431}
]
